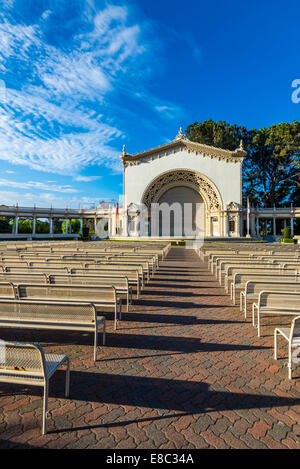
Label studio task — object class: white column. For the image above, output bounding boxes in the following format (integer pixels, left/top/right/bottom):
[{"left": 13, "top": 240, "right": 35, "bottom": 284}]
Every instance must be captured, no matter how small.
[
  {"left": 111, "top": 212, "right": 116, "bottom": 237},
  {"left": 246, "top": 198, "right": 250, "bottom": 237},
  {"left": 265, "top": 220, "right": 268, "bottom": 235},
  {"left": 49, "top": 218, "right": 53, "bottom": 234},
  {"left": 32, "top": 217, "right": 36, "bottom": 235},
  {"left": 123, "top": 213, "right": 128, "bottom": 237},
  {"left": 94, "top": 218, "right": 97, "bottom": 234},
  {"left": 15, "top": 217, "right": 19, "bottom": 234},
  {"left": 80, "top": 218, "right": 83, "bottom": 235},
  {"left": 256, "top": 217, "right": 260, "bottom": 237},
  {"left": 273, "top": 217, "right": 276, "bottom": 237},
  {"left": 291, "top": 218, "right": 294, "bottom": 237},
  {"left": 250, "top": 215, "right": 255, "bottom": 237}
]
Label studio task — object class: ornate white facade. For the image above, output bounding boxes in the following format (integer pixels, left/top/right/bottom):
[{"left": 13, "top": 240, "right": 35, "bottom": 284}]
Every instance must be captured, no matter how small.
[{"left": 120, "top": 129, "right": 246, "bottom": 238}]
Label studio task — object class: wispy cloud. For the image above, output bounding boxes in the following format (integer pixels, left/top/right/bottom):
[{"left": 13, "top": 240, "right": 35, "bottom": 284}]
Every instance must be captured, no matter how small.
[
  {"left": 0, "top": 3, "right": 146, "bottom": 176},
  {"left": 0, "top": 178, "right": 78, "bottom": 193},
  {"left": 73, "top": 175, "right": 102, "bottom": 182},
  {"left": 0, "top": 190, "right": 108, "bottom": 208}
]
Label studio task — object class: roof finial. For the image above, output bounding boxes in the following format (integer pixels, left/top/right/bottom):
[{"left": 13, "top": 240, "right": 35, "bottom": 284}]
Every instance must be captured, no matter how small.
[
  {"left": 175, "top": 126, "right": 186, "bottom": 140},
  {"left": 122, "top": 144, "right": 126, "bottom": 156},
  {"left": 239, "top": 139, "right": 244, "bottom": 151}
]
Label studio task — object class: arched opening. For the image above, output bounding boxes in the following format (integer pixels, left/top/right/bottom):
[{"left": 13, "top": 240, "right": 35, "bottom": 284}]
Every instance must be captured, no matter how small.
[
  {"left": 157, "top": 186, "right": 204, "bottom": 237},
  {"left": 141, "top": 169, "right": 222, "bottom": 238}
]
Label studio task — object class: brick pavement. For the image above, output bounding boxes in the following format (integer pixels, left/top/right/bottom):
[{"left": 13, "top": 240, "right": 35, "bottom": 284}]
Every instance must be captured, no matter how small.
[{"left": 0, "top": 247, "right": 299, "bottom": 449}]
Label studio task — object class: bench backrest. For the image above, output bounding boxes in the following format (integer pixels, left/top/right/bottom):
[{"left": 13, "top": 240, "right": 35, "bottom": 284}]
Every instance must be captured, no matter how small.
[
  {"left": 290, "top": 316, "right": 300, "bottom": 341},
  {"left": 29, "top": 261, "right": 86, "bottom": 269},
  {"left": 82, "top": 264, "right": 143, "bottom": 276},
  {"left": 0, "top": 299, "right": 96, "bottom": 324},
  {"left": 5, "top": 266, "right": 70, "bottom": 274},
  {"left": 226, "top": 266, "right": 293, "bottom": 277},
  {"left": 0, "top": 341, "right": 45, "bottom": 379},
  {"left": 0, "top": 273, "right": 47, "bottom": 284},
  {"left": 16, "top": 283, "right": 116, "bottom": 303},
  {"left": 69, "top": 268, "right": 139, "bottom": 282},
  {"left": 0, "top": 282, "right": 15, "bottom": 298},
  {"left": 259, "top": 291, "right": 300, "bottom": 308},
  {"left": 48, "top": 274, "right": 128, "bottom": 289},
  {"left": 246, "top": 281, "right": 300, "bottom": 295},
  {"left": 234, "top": 273, "right": 300, "bottom": 287}
]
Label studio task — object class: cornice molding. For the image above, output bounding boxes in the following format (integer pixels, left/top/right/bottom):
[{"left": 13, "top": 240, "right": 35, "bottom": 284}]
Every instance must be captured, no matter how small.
[{"left": 120, "top": 136, "right": 246, "bottom": 167}]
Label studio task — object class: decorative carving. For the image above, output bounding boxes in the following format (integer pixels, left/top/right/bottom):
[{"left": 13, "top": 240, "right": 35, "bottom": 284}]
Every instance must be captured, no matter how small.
[
  {"left": 175, "top": 127, "right": 187, "bottom": 141},
  {"left": 226, "top": 201, "right": 240, "bottom": 211},
  {"left": 121, "top": 137, "right": 246, "bottom": 166},
  {"left": 142, "top": 170, "right": 222, "bottom": 211}
]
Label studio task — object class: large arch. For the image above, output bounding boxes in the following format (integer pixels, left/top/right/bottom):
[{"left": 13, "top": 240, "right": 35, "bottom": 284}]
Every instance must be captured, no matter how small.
[
  {"left": 141, "top": 169, "right": 223, "bottom": 211},
  {"left": 141, "top": 169, "right": 223, "bottom": 237}
]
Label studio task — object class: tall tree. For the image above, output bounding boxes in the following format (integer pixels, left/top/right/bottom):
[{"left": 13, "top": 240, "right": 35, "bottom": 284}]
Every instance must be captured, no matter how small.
[
  {"left": 185, "top": 119, "right": 300, "bottom": 207},
  {"left": 243, "top": 121, "right": 300, "bottom": 206}
]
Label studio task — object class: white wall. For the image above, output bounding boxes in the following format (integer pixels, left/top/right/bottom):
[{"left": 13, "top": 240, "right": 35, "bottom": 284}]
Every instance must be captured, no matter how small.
[{"left": 125, "top": 149, "right": 242, "bottom": 208}]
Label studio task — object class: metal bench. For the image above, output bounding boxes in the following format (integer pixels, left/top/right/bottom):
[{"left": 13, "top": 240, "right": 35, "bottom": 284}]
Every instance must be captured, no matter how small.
[
  {"left": 252, "top": 291, "right": 300, "bottom": 337},
  {"left": 48, "top": 274, "right": 132, "bottom": 312},
  {"left": 0, "top": 299, "right": 105, "bottom": 361},
  {"left": 16, "top": 283, "right": 120, "bottom": 329},
  {"left": 0, "top": 340, "right": 70, "bottom": 434},
  {"left": 240, "top": 280, "right": 300, "bottom": 319},
  {"left": 274, "top": 315, "right": 300, "bottom": 379}
]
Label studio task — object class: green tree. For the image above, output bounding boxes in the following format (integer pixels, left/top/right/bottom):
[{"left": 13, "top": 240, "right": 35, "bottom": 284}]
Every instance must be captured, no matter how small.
[
  {"left": 186, "top": 118, "right": 253, "bottom": 151},
  {"left": 243, "top": 122, "right": 300, "bottom": 206},
  {"left": 18, "top": 219, "right": 33, "bottom": 233},
  {"left": 0, "top": 217, "right": 12, "bottom": 233},
  {"left": 185, "top": 119, "right": 300, "bottom": 207},
  {"left": 62, "top": 219, "right": 81, "bottom": 234}
]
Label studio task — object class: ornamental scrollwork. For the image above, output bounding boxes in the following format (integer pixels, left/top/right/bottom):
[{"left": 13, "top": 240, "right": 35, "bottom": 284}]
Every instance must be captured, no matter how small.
[{"left": 142, "top": 170, "right": 221, "bottom": 211}]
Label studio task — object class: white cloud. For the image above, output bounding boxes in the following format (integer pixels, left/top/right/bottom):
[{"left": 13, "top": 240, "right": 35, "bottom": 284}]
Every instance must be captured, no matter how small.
[
  {"left": 73, "top": 175, "right": 102, "bottom": 182},
  {"left": 0, "top": 190, "right": 120, "bottom": 209},
  {"left": 0, "top": 87, "right": 123, "bottom": 174},
  {"left": 0, "top": 4, "right": 144, "bottom": 177},
  {"left": 0, "top": 178, "right": 78, "bottom": 193}
]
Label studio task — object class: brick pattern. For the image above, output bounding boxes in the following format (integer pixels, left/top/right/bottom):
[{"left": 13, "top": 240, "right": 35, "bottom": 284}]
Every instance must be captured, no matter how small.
[{"left": 0, "top": 247, "right": 299, "bottom": 449}]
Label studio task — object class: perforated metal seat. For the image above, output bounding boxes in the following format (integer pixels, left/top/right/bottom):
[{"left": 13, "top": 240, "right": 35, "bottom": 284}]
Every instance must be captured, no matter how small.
[{"left": 0, "top": 341, "right": 70, "bottom": 434}]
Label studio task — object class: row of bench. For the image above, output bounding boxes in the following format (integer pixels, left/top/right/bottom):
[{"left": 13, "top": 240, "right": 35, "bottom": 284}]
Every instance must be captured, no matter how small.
[
  {"left": 198, "top": 244, "right": 300, "bottom": 379},
  {"left": 0, "top": 241, "right": 170, "bottom": 434}
]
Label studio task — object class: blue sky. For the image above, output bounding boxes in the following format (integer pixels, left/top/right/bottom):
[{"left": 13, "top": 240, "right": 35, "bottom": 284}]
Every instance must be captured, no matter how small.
[{"left": 0, "top": 0, "right": 299, "bottom": 208}]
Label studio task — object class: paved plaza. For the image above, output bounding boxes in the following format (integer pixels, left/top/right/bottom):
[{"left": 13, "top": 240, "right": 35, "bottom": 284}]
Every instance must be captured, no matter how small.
[{"left": 0, "top": 247, "right": 299, "bottom": 449}]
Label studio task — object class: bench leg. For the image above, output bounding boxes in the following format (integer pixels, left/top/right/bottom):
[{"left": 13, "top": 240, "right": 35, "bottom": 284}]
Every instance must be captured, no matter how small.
[
  {"left": 288, "top": 344, "right": 292, "bottom": 379},
  {"left": 94, "top": 327, "right": 98, "bottom": 361},
  {"left": 65, "top": 358, "right": 70, "bottom": 398},
  {"left": 114, "top": 306, "right": 117, "bottom": 330},
  {"left": 42, "top": 380, "right": 49, "bottom": 435},
  {"left": 252, "top": 304, "right": 256, "bottom": 326},
  {"left": 257, "top": 310, "right": 261, "bottom": 337},
  {"left": 102, "top": 318, "right": 106, "bottom": 345},
  {"left": 274, "top": 329, "right": 278, "bottom": 360}
]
